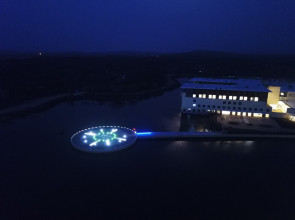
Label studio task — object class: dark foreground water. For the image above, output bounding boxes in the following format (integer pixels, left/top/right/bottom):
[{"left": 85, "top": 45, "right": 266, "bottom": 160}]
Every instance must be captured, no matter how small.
[{"left": 1, "top": 88, "right": 295, "bottom": 220}]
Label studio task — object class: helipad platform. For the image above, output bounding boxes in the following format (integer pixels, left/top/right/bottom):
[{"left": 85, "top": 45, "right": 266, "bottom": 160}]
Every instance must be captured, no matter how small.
[
  {"left": 71, "top": 126, "right": 295, "bottom": 153},
  {"left": 71, "top": 126, "right": 137, "bottom": 153}
]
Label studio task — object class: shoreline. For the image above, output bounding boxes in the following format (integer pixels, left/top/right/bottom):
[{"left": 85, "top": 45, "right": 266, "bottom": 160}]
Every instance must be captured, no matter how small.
[{"left": 0, "top": 78, "right": 180, "bottom": 123}]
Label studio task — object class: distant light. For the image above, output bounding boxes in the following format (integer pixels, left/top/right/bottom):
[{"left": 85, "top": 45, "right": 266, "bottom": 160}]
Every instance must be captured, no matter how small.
[
  {"left": 106, "top": 139, "right": 111, "bottom": 146},
  {"left": 123, "top": 135, "right": 126, "bottom": 138},
  {"left": 84, "top": 140, "right": 87, "bottom": 143},
  {"left": 39, "top": 52, "right": 42, "bottom": 56}
]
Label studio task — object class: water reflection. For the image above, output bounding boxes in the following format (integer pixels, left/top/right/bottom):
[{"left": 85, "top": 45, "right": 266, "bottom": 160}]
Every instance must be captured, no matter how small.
[
  {"left": 160, "top": 113, "right": 181, "bottom": 132},
  {"left": 206, "top": 140, "right": 255, "bottom": 154},
  {"left": 166, "top": 139, "right": 255, "bottom": 154},
  {"left": 179, "top": 114, "right": 212, "bottom": 132},
  {"left": 166, "top": 141, "right": 189, "bottom": 152}
]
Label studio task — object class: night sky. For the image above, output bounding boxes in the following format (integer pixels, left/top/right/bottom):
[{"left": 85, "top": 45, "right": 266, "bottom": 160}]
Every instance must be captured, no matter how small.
[{"left": 1, "top": 0, "right": 295, "bottom": 54}]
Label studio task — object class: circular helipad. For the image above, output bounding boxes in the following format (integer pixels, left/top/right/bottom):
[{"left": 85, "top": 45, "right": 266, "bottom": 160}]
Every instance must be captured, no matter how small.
[{"left": 71, "top": 126, "right": 137, "bottom": 153}]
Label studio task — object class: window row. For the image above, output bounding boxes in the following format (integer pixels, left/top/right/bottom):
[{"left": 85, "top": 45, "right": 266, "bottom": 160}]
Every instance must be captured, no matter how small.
[
  {"left": 183, "top": 109, "right": 269, "bottom": 117},
  {"left": 193, "top": 100, "right": 243, "bottom": 105},
  {"left": 193, "top": 94, "right": 259, "bottom": 101},
  {"left": 192, "top": 104, "right": 269, "bottom": 112}
]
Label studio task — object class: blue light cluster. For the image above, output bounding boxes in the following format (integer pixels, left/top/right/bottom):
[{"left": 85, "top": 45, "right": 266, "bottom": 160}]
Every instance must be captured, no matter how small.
[{"left": 137, "top": 132, "right": 153, "bottom": 136}]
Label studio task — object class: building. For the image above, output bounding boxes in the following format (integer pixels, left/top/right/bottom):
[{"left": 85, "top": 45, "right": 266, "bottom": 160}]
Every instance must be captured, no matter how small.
[
  {"left": 268, "top": 82, "right": 295, "bottom": 121},
  {"left": 181, "top": 77, "right": 295, "bottom": 120}
]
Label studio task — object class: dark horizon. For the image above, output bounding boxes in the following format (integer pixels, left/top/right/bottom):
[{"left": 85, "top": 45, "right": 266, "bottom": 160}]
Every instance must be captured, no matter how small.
[
  {"left": 1, "top": 0, "right": 295, "bottom": 55},
  {"left": 1, "top": 49, "right": 295, "bottom": 57}
]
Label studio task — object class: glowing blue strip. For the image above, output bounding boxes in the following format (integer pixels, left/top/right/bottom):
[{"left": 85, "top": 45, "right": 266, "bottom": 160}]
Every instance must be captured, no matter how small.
[{"left": 137, "top": 132, "right": 153, "bottom": 136}]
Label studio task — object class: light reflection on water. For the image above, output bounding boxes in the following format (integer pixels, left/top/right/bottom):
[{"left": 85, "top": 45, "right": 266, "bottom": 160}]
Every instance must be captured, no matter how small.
[
  {"left": 160, "top": 113, "right": 182, "bottom": 132},
  {"left": 166, "top": 140, "right": 255, "bottom": 154},
  {"left": 167, "top": 140, "right": 189, "bottom": 151},
  {"left": 190, "top": 140, "right": 255, "bottom": 154},
  {"left": 212, "top": 140, "right": 255, "bottom": 153}
]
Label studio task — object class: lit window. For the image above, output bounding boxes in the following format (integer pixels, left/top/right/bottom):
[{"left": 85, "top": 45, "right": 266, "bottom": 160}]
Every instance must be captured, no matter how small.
[
  {"left": 239, "top": 96, "right": 243, "bottom": 100},
  {"left": 248, "top": 112, "right": 252, "bottom": 117},
  {"left": 199, "top": 94, "right": 202, "bottom": 98},
  {"left": 265, "top": 114, "right": 269, "bottom": 118},
  {"left": 222, "top": 111, "right": 231, "bottom": 115},
  {"left": 193, "top": 104, "right": 196, "bottom": 107},
  {"left": 280, "top": 92, "right": 284, "bottom": 96},
  {"left": 253, "top": 113, "right": 262, "bottom": 117},
  {"left": 254, "top": 97, "right": 259, "bottom": 101},
  {"left": 233, "top": 96, "right": 237, "bottom": 100},
  {"left": 193, "top": 94, "right": 196, "bottom": 98},
  {"left": 250, "top": 97, "right": 254, "bottom": 101},
  {"left": 212, "top": 95, "right": 216, "bottom": 99},
  {"left": 242, "top": 112, "right": 247, "bottom": 116},
  {"left": 237, "top": 112, "right": 241, "bottom": 116},
  {"left": 223, "top": 95, "right": 226, "bottom": 99},
  {"left": 229, "top": 96, "right": 233, "bottom": 100},
  {"left": 209, "top": 95, "right": 212, "bottom": 99},
  {"left": 232, "top": 111, "right": 236, "bottom": 115},
  {"left": 244, "top": 96, "right": 248, "bottom": 101},
  {"left": 219, "top": 95, "right": 222, "bottom": 99},
  {"left": 202, "top": 94, "right": 206, "bottom": 98}
]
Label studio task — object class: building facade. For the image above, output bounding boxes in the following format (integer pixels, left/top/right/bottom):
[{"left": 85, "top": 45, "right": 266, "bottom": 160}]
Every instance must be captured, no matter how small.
[
  {"left": 268, "top": 83, "right": 295, "bottom": 121},
  {"left": 181, "top": 78, "right": 273, "bottom": 118}
]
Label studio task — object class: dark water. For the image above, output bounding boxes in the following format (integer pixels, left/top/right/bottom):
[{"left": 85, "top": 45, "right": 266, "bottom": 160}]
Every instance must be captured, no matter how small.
[{"left": 1, "top": 88, "right": 295, "bottom": 220}]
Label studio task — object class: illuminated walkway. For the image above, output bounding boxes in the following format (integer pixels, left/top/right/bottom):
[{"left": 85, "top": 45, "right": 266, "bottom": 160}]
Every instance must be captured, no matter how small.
[
  {"left": 137, "top": 132, "right": 295, "bottom": 140},
  {"left": 71, "top": 127, "right": 295, "bottom": 153}
]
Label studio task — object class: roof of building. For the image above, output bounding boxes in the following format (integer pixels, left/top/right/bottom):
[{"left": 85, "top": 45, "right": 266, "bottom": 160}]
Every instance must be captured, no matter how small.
[
  {"left": 181, "top": 78, "right": 270, "bottom": 92},
  {"left": 263, "top": 79, "right": 295, "bottom": 92},
  {"left": 284, "top": 100, "right": 295, "bottom": 108},
  {"left": 280, "top": 84, "right": 295, "bottom": 92}
]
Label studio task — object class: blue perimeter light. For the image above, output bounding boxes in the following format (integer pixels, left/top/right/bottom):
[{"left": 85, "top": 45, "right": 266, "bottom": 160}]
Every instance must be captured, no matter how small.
[{"left": 137, "top": 132, "right": 153, "bottom": 136}]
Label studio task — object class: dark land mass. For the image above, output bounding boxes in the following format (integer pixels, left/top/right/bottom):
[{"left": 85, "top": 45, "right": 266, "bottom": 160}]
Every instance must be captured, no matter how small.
[{"left": 0, "top": 50, "right": 295, "bottom": 110}]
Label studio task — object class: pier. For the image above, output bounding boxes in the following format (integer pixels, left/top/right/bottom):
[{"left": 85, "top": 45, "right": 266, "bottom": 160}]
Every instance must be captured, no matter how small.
[
  {"left": 71, "top": 127, "right": 295, "bottom": 153},
  {"left": 137, "top": 131, "right": 295, "bottom": 140}
]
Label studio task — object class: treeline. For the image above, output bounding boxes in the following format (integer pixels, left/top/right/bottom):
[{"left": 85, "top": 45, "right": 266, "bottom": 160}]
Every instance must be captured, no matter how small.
[{"left": 0, "top": 51, "right": 294, "bottom": 108}]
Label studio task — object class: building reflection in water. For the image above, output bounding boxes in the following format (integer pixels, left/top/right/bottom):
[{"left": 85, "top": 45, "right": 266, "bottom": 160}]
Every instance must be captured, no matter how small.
[{"left": 179, "top": 114, "right": 212, "bottom": 132}]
